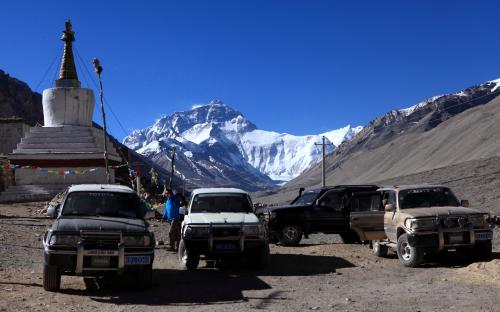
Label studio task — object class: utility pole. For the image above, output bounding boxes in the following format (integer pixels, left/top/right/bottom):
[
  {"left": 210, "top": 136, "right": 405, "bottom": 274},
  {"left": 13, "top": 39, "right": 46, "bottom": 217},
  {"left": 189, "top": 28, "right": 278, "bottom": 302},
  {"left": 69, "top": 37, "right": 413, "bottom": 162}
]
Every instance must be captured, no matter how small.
[
  {"left": 315, "top": 136, "right": 333, "bottom": 187},
  {"left": 169, "top": 146, "right": 176, "bottom": 188},
  {"left": 92, "top": 58, "right": 111, "bottom": 184}
]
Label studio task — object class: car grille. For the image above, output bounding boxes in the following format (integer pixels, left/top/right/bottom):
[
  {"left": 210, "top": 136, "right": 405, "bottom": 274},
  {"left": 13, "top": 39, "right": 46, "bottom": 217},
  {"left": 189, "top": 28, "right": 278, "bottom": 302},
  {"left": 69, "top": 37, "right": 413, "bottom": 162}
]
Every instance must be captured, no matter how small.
[
  {"left": 212, "top": 227, "right": 240, "bottom": 237},
  {"left": 441, "top": 217, "right": 469, "bottom": 229},
  {"left": 80, "top": 232, "right": 121, "bottom": 250}
]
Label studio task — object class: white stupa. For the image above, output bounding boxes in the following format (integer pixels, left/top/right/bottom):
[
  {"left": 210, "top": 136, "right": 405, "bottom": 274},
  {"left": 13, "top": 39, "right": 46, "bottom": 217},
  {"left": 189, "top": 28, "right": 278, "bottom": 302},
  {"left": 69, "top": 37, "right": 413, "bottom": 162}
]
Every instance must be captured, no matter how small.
[{"left": 3, "top": 21, "right": 122, "bottom": 201}]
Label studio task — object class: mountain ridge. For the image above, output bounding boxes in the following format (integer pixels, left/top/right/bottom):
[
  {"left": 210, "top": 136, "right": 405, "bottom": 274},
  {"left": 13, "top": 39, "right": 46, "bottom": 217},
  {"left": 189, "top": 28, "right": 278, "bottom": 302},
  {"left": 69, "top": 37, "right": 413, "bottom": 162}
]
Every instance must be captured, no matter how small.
[{"left": 123, "top": 100, "right": 362, "bottom": 188}]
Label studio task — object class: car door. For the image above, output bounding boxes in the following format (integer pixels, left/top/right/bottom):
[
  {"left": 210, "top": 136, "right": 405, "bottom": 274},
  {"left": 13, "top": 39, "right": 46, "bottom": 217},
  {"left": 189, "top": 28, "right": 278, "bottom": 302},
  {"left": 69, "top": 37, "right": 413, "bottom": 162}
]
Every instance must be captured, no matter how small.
[
  {"left": 349, "top": 191, "right": 386, "bottom": 241},
  {"left": 382, "top": 191, "right": 398, "bottom": 242},
  {"left": 308, "top": 190, "right": 345, "bottom": 233}
]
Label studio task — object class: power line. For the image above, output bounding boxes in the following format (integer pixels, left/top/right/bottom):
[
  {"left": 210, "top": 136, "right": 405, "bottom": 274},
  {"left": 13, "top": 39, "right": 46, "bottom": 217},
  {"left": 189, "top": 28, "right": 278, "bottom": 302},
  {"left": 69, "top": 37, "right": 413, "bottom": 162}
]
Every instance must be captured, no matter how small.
[
  {"left": 74, "top": 47, "right": 130, "bottom": 137},
  {"left": 34, "top": 47, "right": 61, "bottom": 92}
]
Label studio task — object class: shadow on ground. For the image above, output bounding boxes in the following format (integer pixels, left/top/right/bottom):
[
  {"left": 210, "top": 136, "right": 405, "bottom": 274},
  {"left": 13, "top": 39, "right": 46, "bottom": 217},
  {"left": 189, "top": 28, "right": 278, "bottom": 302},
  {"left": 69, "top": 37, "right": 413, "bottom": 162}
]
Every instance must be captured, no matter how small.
[{"left": 59, "top": 253, "right": 354, "bottom": 306}]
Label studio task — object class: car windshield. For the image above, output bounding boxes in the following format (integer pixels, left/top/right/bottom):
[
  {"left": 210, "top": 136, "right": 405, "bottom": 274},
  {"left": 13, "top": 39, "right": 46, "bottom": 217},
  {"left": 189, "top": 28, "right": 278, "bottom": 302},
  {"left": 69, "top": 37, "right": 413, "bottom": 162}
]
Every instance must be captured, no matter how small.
[
  {"left": 399, "top": 188, "right": 459, "bottom": 209},
  {"left": 190, "top": 193, "right": 252, "bottom": 213},
  {"left": 292, "top": 191, "right": 319, "bottom": 205},
  {"left": 61, "top": 191, "right": 142, "bottom": 218}
]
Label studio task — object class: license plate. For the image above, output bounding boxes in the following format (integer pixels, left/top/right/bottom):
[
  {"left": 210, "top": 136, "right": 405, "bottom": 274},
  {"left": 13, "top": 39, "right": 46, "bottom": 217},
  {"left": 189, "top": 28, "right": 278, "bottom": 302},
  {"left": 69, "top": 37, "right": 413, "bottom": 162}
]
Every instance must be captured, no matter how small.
[
  {"left": 448, "top": 233, "right": 464, "bottom": 244},
  {"left": 91, "top": 256, "right": 110, "bottom": 267},
  {"left": 475, "top": 232, "right": 493, "bottom": 241},
  {"left": 125, "top": 256, "right": 150, "bottom": 265},
  {"left": 215, "top": 242, "right": 236, "bottom": 251},
  {"left": 87, "top": 250, "right": 116, "bottom": 256}
]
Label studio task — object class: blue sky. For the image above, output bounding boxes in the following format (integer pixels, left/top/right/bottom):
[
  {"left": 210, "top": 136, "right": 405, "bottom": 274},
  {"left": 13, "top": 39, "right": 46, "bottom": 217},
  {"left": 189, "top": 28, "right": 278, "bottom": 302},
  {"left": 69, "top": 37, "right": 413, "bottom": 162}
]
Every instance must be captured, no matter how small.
[{"left": 1, "top": 1, "right": 499, "bottom": 140}]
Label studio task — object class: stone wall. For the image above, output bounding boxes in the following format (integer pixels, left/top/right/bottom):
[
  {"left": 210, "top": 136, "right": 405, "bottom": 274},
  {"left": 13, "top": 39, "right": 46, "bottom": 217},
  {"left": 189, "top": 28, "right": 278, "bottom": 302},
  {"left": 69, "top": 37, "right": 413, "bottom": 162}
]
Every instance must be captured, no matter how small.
[
  {"left": 0, "top": 162, "right": 14, "bottom": 191},
  {"left": 0, "top": 119, "right": 30, "bottom": 155},
  {"left": 14, "top": 167, "right": 115, "bottom": 185}
]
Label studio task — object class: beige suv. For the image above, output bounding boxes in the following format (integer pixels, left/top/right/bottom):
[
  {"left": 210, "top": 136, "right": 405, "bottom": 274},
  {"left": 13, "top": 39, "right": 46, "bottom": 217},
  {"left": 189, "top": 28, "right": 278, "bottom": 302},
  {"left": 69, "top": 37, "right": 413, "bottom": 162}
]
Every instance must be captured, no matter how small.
[{"left": 349, "top": 185, "right": 493, "bottom": 267}]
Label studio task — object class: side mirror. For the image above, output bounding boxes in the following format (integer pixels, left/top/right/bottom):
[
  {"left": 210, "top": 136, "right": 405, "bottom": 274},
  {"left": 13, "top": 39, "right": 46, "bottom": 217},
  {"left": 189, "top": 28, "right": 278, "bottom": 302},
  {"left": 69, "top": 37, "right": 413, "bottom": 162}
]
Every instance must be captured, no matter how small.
[
  {"left": 179, "top": 206, "right": 187, "bottom": 215},
  {"left": 384, "top": 203, "right": 395, "bottom": 212},
  {"left": 460, "top": 200, "right": 469, "bottom": 208},
  {"left": 46, "top": 205, "right": 59, "bottom": 218}
]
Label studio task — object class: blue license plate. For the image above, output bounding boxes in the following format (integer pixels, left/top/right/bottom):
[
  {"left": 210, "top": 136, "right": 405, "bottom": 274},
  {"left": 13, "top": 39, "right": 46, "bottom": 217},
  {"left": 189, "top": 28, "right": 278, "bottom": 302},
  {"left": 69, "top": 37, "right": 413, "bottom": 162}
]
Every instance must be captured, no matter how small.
[
  {"left": 475, "top": 232, "right": 493, "bottom": 241},
  {"left": 125, "top": 256, "right": 150, "bottom": 265},
  {"left": 215, "top": 242, "right": 236, "bottom": 251}
]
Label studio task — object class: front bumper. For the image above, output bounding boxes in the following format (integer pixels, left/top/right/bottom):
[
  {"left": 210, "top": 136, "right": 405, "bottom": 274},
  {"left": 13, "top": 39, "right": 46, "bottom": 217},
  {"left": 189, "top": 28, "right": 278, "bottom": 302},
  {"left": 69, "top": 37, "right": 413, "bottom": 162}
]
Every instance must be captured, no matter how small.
[
  {"left": 182, "top": 223, "right": 267, "bottom": 256},
  {"left": 407, "top": 229, "right": 493, "bottom": 250},
  {"left": 43, "top": 231, "right": 154, "bottom": 276},
  {"left": 44, "top": 247, "right": 154, "bottom": 275}
]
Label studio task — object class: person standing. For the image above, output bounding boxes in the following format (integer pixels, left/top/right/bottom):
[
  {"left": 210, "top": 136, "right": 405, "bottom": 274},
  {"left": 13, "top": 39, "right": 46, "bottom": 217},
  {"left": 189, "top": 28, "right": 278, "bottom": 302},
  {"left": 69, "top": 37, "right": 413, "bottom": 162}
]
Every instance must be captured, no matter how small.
[{"left": 163, "top": 188, "right": 181, "bottom": 251}]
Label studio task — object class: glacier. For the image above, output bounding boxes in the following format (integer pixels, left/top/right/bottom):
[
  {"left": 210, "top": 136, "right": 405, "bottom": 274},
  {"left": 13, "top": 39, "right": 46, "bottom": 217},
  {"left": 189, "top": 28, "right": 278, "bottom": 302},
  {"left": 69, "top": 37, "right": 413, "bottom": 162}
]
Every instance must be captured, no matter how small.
[{"left": 123, "top": 100, "right": 362, "bottom": 184}]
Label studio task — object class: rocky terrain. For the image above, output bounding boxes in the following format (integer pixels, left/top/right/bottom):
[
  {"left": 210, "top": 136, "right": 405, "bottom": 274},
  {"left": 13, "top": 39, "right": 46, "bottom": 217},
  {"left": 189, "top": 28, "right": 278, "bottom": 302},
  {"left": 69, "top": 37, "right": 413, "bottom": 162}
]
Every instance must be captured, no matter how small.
[
  {"left": 0, "top": 202, "right": 498, "bottom": 312},
  {"left": 0, "top": 70, "right": 43, "bottom": 126}
]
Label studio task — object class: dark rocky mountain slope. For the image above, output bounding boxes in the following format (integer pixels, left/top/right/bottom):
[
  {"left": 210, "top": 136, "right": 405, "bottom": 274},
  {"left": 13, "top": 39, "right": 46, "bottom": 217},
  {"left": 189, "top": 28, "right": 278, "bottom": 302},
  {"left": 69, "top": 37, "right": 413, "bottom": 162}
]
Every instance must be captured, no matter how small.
[{"left": 0, "top": 70, "right": 43, "bottom": 125}]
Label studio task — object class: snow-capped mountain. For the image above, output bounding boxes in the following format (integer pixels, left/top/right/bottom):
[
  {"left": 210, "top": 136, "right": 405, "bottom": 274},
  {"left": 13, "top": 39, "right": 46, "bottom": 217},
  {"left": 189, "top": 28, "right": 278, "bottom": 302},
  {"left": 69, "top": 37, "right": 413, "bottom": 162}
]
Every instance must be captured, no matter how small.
[{"left": 123, "top": 100, "right": 362, "bottom": 189}]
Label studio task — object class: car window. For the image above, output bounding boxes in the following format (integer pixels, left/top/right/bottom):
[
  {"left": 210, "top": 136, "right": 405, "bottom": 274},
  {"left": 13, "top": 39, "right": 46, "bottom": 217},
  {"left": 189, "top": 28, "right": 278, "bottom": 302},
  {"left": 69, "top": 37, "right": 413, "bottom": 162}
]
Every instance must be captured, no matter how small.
[
  {"left": 351, "top": 193, "right": 382, "bottom": 212},
  {"left": 61, "top": 191, "right": 142, "bottom": 218},
  {"left": 190, "top": 193, "right": 252, "bottom": 213},
  {"left": 317, "top": 192, "right": 342, "bottom": 212},
  {"left": 292, "top": 192, "right": 319, "bottom": 205},
  {"left": 399, "top": 188, "right": 459, "bottom": 209}
]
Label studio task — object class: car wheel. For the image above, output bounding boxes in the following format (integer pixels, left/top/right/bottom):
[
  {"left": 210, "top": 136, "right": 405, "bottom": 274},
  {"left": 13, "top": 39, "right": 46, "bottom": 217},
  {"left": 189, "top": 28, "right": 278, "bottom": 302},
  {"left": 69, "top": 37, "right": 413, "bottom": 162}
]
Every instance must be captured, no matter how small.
[
  {"left": 474, "top": 240, "right": 492, "bottom": 261},
  {"left": 246, "top": 244, "right": 270, "bottom": 269},
  {"left": 43, "top": 264, "right": 61, "bottom": 291},
  {"left": 136, "top": 265, "right": 153, "bottom": 290},
  {"left": 397, "top": 234, "right": 424, "bottom": 267},
  {"left": 340, "top": 231, "right": 361, "bottom": 244},
  {"left": 372, "top": 240, "right": 388, "bottom": 257},
  {"left": 178, "top": 239, "right": 199, "bottom": 270},
  {"left": 280, "top": 224, "right": 303, "bottom": 246},
  {"left": 83, "top": 277, "right": 98, "bottom": 290}
]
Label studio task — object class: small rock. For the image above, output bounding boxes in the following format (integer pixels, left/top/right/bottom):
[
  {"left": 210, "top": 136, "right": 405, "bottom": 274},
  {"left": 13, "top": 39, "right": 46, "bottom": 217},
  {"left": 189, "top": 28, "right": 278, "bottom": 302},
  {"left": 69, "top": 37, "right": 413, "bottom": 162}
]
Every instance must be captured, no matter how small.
[{"left": 310, "top": 307, "right": 320, "bottom": 310}]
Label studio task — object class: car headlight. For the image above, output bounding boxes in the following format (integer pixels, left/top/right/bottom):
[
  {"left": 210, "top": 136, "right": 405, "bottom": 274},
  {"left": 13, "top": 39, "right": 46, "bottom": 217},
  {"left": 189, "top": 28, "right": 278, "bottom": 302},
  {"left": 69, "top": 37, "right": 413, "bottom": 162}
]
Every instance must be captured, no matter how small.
[
  {"left": 49, "top": 234, "right": 79, "bottom": 246},
  {"left": 469, "top": 215, "right": 488, "bottom": 226},
  {"left": 123, "top": 235, "right": 150, "bottom": 247},
  {"left": 243, "top": 224, "right": 264, "bottom": 236},
  {"left": 184, "top": 226, "right": 209, "bottom": 237},
  {"left": 406, "top": 218, "right": 437, "bottom": 231}
]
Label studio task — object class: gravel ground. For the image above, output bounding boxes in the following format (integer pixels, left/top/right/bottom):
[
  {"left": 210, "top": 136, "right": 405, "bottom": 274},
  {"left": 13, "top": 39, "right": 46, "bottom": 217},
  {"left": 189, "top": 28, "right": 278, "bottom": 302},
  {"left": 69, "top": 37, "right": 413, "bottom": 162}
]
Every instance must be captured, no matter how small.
[{"left": 0, "top": 202, "right": 499, "bottom": 312}]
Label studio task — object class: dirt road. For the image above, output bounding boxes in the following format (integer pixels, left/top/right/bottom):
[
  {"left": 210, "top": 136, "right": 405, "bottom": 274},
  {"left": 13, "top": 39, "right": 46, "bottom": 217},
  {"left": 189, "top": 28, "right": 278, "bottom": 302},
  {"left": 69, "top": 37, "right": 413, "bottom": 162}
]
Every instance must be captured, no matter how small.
[{"left": 0, "top": 202, "right": 498, "bottom": 312}]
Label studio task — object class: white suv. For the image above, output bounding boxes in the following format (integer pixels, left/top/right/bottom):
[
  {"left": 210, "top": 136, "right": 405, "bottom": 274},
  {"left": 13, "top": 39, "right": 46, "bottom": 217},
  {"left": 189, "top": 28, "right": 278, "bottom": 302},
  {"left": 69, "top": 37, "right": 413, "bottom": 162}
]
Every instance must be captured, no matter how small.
[{"left": 178, "top": 188, "right": 269, "bottom": 270}]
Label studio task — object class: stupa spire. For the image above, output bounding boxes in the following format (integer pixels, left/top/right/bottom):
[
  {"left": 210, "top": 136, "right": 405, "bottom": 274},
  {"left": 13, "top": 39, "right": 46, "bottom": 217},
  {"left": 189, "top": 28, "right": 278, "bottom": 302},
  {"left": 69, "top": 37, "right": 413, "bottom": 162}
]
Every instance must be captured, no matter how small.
[{"left": 56, "top": 20, "right": 80, "bottom": 87}]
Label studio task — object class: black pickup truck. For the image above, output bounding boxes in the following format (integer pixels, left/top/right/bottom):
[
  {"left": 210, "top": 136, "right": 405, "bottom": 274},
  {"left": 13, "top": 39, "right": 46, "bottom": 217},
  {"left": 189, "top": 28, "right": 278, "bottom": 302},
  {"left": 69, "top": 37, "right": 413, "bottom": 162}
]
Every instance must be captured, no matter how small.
[{"left": 255, "top": 185, "right": 379, "bottom": 246}]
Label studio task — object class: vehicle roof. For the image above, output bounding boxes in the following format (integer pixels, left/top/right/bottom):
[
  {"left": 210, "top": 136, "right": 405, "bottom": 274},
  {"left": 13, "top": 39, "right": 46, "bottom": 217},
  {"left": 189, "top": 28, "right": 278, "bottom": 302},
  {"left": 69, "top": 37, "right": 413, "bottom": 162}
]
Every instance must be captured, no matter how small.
[
  {"left": 306, "top": 185, "right": 379, "bottom": 193},
  {"left": 378, "top": 184, "right": 448, "bottom": 191},
  {"left": 191, "top": 188, "right": 248, "bottom": 196},
  {"left": 67, "top": 184, "right": 135, "bottom": 194}
]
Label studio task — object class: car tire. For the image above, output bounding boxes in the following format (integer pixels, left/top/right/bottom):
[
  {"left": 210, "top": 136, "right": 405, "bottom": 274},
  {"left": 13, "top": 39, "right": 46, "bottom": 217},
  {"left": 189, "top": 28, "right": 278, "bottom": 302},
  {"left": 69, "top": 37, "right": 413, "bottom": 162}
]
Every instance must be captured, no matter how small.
[
  {"left": 178, "top": 239, "right": 199, "bottom": 270},
  {"left": 280, "top": 224, "right": 303, "bottom": 246},
  {"left": 43, "top": 264, "right": 61, "bottom": 291},
  {"left": 397, "top": 234, "right": 424, "bottom": 267},
  {"left": 136, "top": 265, "right": 153, "bottom": 290},
  {"left": 372, "top": 240, "right": 388, "bottom": 257},
  {"left": 340, "top": 231, "right": 361, "bottom": 244},
  {"left": 83, "top": 277, "right": 98, "bottom": 290},
  {"left": 246, "top": 244, "right": 270, "bottom": 269},
  {"left": 474, "top": 240, "right": 492, "bottom": 261}
]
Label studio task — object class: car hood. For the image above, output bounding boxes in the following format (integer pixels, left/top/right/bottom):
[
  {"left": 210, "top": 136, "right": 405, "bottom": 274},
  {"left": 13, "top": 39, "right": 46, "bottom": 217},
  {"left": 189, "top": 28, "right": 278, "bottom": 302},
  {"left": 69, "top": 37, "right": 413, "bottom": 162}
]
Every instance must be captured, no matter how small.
[
  {"left": 257, "top": 204, "right": 309, "bottom": 214},
  {"left": 53, "top": 216, "right": 147, "bottom": 233},
  {"left": 187, "top": 213, "right": 259, "bottom": 224},
  {"left": 400, "top": 206, "right": 483, "bottom": 218}
]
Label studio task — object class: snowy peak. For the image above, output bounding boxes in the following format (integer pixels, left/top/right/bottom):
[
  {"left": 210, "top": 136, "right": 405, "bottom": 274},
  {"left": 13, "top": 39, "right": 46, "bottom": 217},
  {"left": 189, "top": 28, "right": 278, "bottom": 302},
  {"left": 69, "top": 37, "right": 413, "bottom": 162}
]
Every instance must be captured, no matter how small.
[
  {"left": 123, "top": 100, "right": 362, "bottom": 184},
  {"left": 398, "top": 78, "right": 500, "bottom": 117}
]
